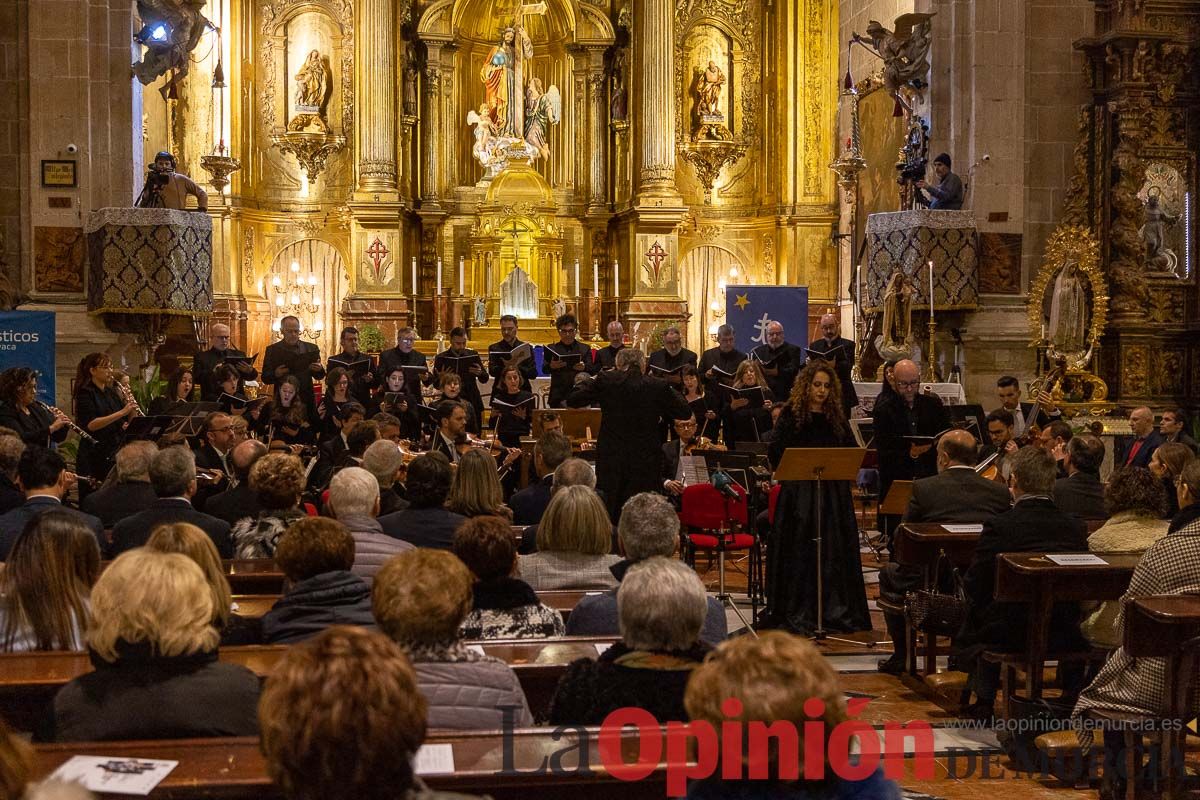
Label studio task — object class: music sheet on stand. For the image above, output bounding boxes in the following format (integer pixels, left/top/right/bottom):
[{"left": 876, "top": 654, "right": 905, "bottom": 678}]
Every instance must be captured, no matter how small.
[{"left": 678, "top": 455, "right": 709, "bottom": 486}]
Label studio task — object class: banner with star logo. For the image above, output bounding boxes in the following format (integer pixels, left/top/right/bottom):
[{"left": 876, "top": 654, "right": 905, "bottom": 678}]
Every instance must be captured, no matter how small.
[{"left": 724, "top": 285, "right": 809, "bottom": 354}]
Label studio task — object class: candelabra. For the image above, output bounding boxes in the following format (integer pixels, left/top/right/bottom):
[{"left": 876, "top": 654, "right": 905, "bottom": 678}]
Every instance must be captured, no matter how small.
[
  {"left": 921, "top": 318, "right": 939, "bottom": 382},
  {"left": 268, "top": 258, "right": 324, "bottom": 340}
]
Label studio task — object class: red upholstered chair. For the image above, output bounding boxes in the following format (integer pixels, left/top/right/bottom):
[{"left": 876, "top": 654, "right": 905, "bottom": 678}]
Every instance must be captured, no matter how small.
[
  {"left": 679, "top": 482, "right": 762, "bottom": 620},
  {"left": 767, "top": 483, "right": 782, "bottom": 525}
]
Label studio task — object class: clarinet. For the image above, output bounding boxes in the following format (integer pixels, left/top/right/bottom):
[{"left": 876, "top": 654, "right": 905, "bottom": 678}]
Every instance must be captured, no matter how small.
[
  {"left": 118, "top": 382, "right": 145, "bottom": 417},
  {"left": 36, "top": 401, "right": 98, "bottom": 444}
]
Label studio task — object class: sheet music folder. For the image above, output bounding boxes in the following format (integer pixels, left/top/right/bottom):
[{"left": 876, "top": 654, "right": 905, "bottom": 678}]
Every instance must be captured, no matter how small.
[{"left": 772, "top": 447, "right": 866, "bottom": 483}]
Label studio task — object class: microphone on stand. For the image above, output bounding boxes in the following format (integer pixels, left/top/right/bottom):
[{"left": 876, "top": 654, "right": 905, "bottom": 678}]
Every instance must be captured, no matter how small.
[{"left": 711, "top": 467, "right": 740, "bottom": 501}]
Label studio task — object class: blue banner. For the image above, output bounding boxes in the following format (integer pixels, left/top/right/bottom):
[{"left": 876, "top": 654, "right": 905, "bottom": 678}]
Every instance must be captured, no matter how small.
[
  {"left": 723, "top": 285, "right": 809, "bottom": 354},
  {"left": 0, "top": 311, "right": 56, "bottom": 403}
]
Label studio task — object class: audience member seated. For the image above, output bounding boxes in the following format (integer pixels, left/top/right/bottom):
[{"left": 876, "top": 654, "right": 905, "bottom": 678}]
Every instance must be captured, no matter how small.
[
  {"left": 231, "top": 453, "right": 309, "bottom": 558},
  {"left": 446, "top": 448, "right": 513, "bottom": 521},
  {"left": 337, "top": 419, "right": 379, "bottom": 468},
  {"left": 1053, "top": 433, "right": 1108, "bottom": 522},
  {"left": 379, "top": 453, "right": 466, "bottom": 550},
  {"left": 0, "top": 511, "right": 99, "bottom": 651},
  {"left": 109, "top": 446, "right": 233, "bottom": 558},
  {"left": 567, "top": 492, "right": 727, "bottom": 645},
  {"left": 1037, "top": 419, "right": 1074, "bottom": 477},
  {"left": 1072, "top": 459, "right": 1200, "bottom": 800},
  {"left": 192, "top": 411, "right": 235, "bottom": 505},
  {"left": 549, "top": 557, "right": 710, "bottom": 725},
  {"left": 1149, "top": 441, "right": 1195, "bottom": 519},
  {"left": 328, "top": 467, "right": 412, "bottom": 586},
  {"left": 0, "top": 446, "right": 102, "bottom": 560},
  {"left": 80, "top": 440, "right": 157, "bottom": 528},
  {"left": 261, "top": 517, "right": 375, "bottom": 644},
  {"left": 0, "top": 430, "right": 24, "bottom": 515},
  {"left": 204, "top": 439, "right": 268, "bottom": 525},
  {"left": 259, "top": 626, "right": 485, "bottom": 800},
  {"left": 1079, "top": 468, "right": 1168, "bottom": 649},
  {"left": 372, "top": 549, "right": 533, "bottom": 729},
  {"left": 453, "top": 515, "right": 564, "bottom": 639},
  {"left": 36, "top": 549, "right": 261, "bottom": 742},
  {"left": 146, "top": 522, "right": 262, "bottom": 646},
  {"left": 684, "top": 632, "right": 900, "bottom": 800},
  {"left": 518, "top": 484, "right": 620, "bottom": 590},
  {"left": 362, "top": 439, "right": 410, "bottom": 515},
  {"left": 519, "top": 458, "right": 610, "bottom": 554},
  {"left": 956, "top": 446, "right": 1088, "bottom": 720},
  {"left": 509, "top": 430, "right": 572, "bottom": 526}
]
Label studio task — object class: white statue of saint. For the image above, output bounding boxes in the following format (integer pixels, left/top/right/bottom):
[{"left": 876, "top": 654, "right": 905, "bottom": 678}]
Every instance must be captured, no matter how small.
[
  {"left": 1047, "top": 261, "right": 1088, "bottom": 354},
  {"left": 474, "top": 297, "right": 487, "bottom": 326},
  {"left": 552, "top": 297, "right": 567, "bottom": 320}
]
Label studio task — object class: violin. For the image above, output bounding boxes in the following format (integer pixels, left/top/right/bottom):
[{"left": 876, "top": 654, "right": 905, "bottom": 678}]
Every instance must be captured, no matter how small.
[{"left": 684, "top": 436, "right": 727, "bottom": 454}]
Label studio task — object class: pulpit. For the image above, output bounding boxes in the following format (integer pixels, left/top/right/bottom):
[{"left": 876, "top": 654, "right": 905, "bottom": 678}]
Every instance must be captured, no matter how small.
[{"left": 863, "top": 210, "right": 979, "bottom": 312}]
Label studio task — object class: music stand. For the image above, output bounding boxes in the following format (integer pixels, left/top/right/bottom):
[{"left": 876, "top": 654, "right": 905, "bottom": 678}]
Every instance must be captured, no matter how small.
[
  {"left": 773, "top": 447, "right": 866, "bottom": 643},
  {"left": 879, "top": 480, "right": 914, "bottom": 517}
]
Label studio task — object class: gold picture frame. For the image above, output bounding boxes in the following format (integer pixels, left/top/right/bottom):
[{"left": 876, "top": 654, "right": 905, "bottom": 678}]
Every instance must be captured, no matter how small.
[{"left": 1027, "top": 225, "right": 1108, "bottom": 372}]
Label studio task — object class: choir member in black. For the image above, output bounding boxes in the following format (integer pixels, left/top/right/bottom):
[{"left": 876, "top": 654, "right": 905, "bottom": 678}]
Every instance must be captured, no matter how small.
[
  {"left": 487, "top": 315, "right": 538, "bottom": 391},
  {"left": 647, "top": 325, "right": 698, "bottom": 389},
  {"left": 148, "top": 367, "right": 194, "bottom": 416},
  {"left": 720, "top": 360, "right": 774, "bottom": 448},
  {"left": 214, "top": 364, "right": 269, "bottom": 435},
  {"left": 680, "top": 366, "right": 720, "bottom": 442},
  {"left": 546, "top": 314, "right": 594, "bottom": 408},
  {"left": 317, "top": 368, "right": 355, "bottom": 441},
  {"left": 368, "top": 367, "right": 420, "bottom": 440},
  {"left": 871, "top": 358, "right": 950, "bottom": 544},
  {"left": 437, "top": 373, "right": 479, "bottom": 435},
  {"left": 750, "top": 320, "right": 803, "bottom": 402},
  {"left": 0, "top": 367, "right": 69, "bottom": 448},
  {"left": 697, "top": 324, "right": 745, "bottom": 392},
  {"left": 73, "top": 353, "right": 140, "bottom": 496},
  {"left": 262, "top": 315, "right": 325, "bottom": 425},
  {"left": 377, "top": 327, "right": 428, "bottom": 400},
  {"left": 194, "top": 323, "right": 257, "bottom": 402},
  {"left": 764, "top": 361, "right": 871, "bottom": 634},
  {"left": 567, "top": 347, "right": 691, "bottom": 521},
  {"left": 806, "top": 313, "right": 859, "bottom": 414},
  {"left": 433, "top": 327, "right": 488, "bottom": 425},
  {"left": 327, "top": 326, "right": 376, "bottom": 406},
  {"left": 490, "top": 366, "right": 534, "bottom": 448},
  {"left": 267, "top": 376, "right": 316, "bottom": 449},
  {"left": 593, "top": 321, "right": 625, "bottom": 371}
]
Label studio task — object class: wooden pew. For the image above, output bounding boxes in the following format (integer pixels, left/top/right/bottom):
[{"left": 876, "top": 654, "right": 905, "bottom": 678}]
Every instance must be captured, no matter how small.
[
  {"left": 31, "top": 728, "right": 672, "bottom": 800},
  {"left": 222, "top": 559, "right": 285, "bottom": 594},
  {"left": 231, "top": 589, "right": 597, "bottom": 623},
  {"left": 993, "top": 552, "right": 1139, "bottom": 700}
]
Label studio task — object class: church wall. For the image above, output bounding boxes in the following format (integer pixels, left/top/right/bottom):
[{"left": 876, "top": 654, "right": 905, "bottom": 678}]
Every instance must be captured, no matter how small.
[{"left": 0, "top": 0, "right": 26, "bottom": 287}]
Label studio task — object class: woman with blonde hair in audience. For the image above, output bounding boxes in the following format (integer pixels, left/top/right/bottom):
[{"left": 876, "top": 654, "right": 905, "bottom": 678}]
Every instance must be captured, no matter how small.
[
  {"left": 0, "top": 511, "right": 99, "bottom": 652},
  {"left": 549, "top": 557, "right": 711, "bottom": 725},
  {"left": 372, "top": 549, "right": 533, "bottom": 729},
  {"left": 445, "top": 448, "right": 513, "bottom": 521},
  {"left": 146, "top": 522, "right": 262, "bottom": 645},
  {"left": 684, "top": 632, "right": 900, "bottom": 799},
  {"left": 453, "top": 515, "right": 564, "bottom": 639},
  {"left": 259, "top": 626, "right": 483, "bottom": 800},
  {"left": 231, "top": 452, "right": 309, "bottom": 558},
  {"left": 36, "top": 549, "right": 260, "bottom": 742},
  {"left": 518, "top": 484, "right": 620, "bottom": 590},
  {"left": 1149, "top": 441, "right": 1195, "bottom": 519}
]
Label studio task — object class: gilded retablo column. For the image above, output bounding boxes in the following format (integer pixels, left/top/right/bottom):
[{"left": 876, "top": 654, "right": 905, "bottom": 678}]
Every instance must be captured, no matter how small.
[
  {"left": 357, "top": 0, "right": 397, "bottom": 191},
  {"left": 636, "top": 0, "right": 679, "bottom": 196}
]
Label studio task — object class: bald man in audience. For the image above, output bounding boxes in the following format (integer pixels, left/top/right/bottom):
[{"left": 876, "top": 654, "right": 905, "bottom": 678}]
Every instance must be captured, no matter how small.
[
  {"left": 1122, "top": 406, "right": 1164, "bottom": 469},
  {"left": 81, "top": 440, "right": 158, "bottom": 527},
  {"left": 876, "top": 430, "right": 1011, "bottom": 674}
]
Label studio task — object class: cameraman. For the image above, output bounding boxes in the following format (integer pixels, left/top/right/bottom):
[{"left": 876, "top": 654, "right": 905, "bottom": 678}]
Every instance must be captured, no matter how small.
[
  {"left": 916, "top": 152, "right": 963, "bottom": 210},
  {"left": 137, "top": 151, "right": 208, "bottom": 212}
]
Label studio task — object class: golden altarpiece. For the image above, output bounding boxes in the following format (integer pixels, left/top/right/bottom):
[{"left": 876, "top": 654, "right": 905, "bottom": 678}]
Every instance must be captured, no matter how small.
[{"left": 147, "top": 0, "right": 841, "bottom": 357}]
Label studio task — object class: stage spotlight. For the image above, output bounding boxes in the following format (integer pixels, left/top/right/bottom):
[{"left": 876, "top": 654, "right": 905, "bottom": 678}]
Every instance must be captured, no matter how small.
[{"left": 150, "top": 24, "right": 169, "bottom": 41}]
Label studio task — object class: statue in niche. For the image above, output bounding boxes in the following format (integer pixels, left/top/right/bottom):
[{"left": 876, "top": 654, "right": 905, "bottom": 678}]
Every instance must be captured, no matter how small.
[
  {"left": 294, "top": 50, "right": 330, "bottom": 113},
  {"left": 879, "top": 270, "right": 915, "bottom": 353},
  {"left": 852, "top": 14, "right": 934, "bottom": 115},
  {"left": 1047, "top": 261, "right": 1089, "bottom": 355},
  {"left": 696, "top": 61, "right": 725, "bottom": 117},
  {"left": 474, "top": 297, "right": 487, "bottom": 326},
  {"left": 481, "top": 25, "right": 533, "bottom": 138},
  {"left": 524, "top": 78, "right": 561, "bottom": 163},
  {"left": 1140, "top": 191, "right": 1180, "bottom": 273},
  {"left": 610, "top": 47, "right": 628, "bottom": 122},
  {"left": 402, "top": 42, "right": 419, "bottom": 116}
]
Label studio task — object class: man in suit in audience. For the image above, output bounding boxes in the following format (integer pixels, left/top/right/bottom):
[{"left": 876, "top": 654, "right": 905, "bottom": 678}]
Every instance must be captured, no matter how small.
[
  {"left": 519, "top": 458, "right": 616, "bottom": 555},
  {"left": 0, "top": 432, "right": 26, "bottom": 516},
  {"left": 110, "top": 446, "right": 233, "bottom": 558},
  {"left": 1053, "top": 433, "right": 1107, "bottom": 523},
  {"left": 361, "top": 439, "right": 410, "bottom": 516},
  {"left": 427, "top": 400, "right": 466, "bottom": 465},
  {"left": 956, "top": 446, "right": 1087, "bottom": 720},
  {"left": 0, "top": 446, "right": 103, "bottom": 560},
  {"left": 1160, "top": 408, "right": 1198, "bottom": 454},
  {"left": 1122, "top": 406, "right": 1164, "bottom": 469},
  {"left": 566, "top": 492, "right": 727, "bottom": 645},
  {"left": 876, "top": 430, "right": 1012, "bottom": 674},
  {"left": 510, "top": 430, "right": 572, "bottom": 525},
  {"left": 205, "top": 439, "right": 268, "bottom": 526},
  {"left": 378, "top": 452, "right": 466, "bottom": 549},
  {"left": 81, "top": 440, "right": 159, "bottom": 528}
]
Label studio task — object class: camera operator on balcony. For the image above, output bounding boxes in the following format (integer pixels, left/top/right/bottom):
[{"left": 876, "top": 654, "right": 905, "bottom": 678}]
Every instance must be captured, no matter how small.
[{"left": 136, "top": 150, "right": 208, "bottom": 212}]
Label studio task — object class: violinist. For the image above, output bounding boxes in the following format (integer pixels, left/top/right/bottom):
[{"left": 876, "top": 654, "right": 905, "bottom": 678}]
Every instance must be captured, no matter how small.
[
  {"left": 662, "top": 416, "right": 699, "bottom": 496},
  {"left": 490, "top": 366, "right": 534, "bottom": 448},
  {"left": 980, "top": 409, "right": 1017, "bottom": 482},
  {"left": 73, "top": 353, "right": 140, "bottom": 498},
  {"left": 430, "top": 400, "right": 467, "bottom": 464},
  {"left": 680, "top": 366, "right": 719, "bottom": 442}
]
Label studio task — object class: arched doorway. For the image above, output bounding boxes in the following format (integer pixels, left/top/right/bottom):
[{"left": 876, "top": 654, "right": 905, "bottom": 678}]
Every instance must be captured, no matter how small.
[
  {"left": 679, "top": 245, "right": 746, "bottom": 351},
  {"left": 264, "top": 239, "right": 346, "bottom": 357}
]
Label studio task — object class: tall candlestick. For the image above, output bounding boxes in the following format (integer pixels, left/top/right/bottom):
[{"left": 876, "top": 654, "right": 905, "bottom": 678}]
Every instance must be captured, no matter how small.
[
  {"left": 411, "top": 256, "right": 417, "bottom": 295},
  {"left": 927, "top": 259, "right": 935, "bottom": 322},
  {"left": 574, "top": 259, "right": 580, "bottom": 298},
  {"left": 436, "top": 258, "right": 442, "bottom": 295},
  {"left": 592, "top": 259, "right": 599, "bottom": 296},
  {"left": 458, "top": 256, "right": 465, "bottom": 296},
  {"left": 614, "top": 258, "right": 619, "bottom": 298}
]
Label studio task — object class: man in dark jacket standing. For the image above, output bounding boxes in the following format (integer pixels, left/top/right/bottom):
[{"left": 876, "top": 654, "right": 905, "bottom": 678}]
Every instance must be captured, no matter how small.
[
  {"left": 956, "top": 446, "right": 1087, "bottom": 719},
  {"left": 806, "top": 313, "right": 859, "bottom": 413},
  {"left": 567, "top": 348, "right": 692, "bottom": 521},
  {"left": 262, "top": 315, "right": 326, "bottom": 425},
  {"left": 546, "top": 314, "right": 594, "bottom": 407},
  {"left": 750, "top": 320, "right": 803, "bottom": 402}
]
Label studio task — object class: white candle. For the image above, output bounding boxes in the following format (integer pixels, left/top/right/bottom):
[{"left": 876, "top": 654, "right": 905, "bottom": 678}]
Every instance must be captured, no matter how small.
[
  {"left": 411, "top": 256, "right": 417, "bottom": 295},
  {"left": 614, "top": 258, "right": 619, "bottom": 298},
  {"left": 436, "top": 258, "right": 442, "bottom": 295},
  {"left": 574, "top": 259, "right": 580, "bottom": 298},
  {"left": 927, "top": 259, "right": 935, "bottom": 322},
  {"left": 458, "top": 256, "right": 465, "bottom": 296},
  {"left": 855, "top": 262, "right": 863, "bottom": 321},
  {"left": 592, "top": 259, "right": 599, "bottom": 296}
]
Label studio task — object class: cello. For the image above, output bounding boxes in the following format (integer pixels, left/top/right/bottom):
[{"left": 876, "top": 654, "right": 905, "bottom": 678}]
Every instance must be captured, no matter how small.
[{"left": 1014, "top": 359, "right": 1066, "bottom": 448}]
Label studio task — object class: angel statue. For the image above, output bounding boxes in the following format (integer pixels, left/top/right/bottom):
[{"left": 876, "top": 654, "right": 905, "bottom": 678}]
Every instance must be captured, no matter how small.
[
  {"left": 852, "top": 13, "right": 935, "bottom": 115},
  {"left": 466, "top": 103, "right": 498, "bottom": 172},
  {"left": 523, "top": 77, "right": 561, "bottom": 163}
]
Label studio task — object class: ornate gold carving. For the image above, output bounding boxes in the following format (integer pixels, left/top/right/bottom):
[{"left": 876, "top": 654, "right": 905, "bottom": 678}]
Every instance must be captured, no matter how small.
[
  {"left": 271, "top": 131, "right": 347, "bottom": 182},
  {"left": 1061, "top": 107, "right": 1094, "bottom": 228},
  {"left": 199, "top": 153, "right": 242, "bottom": 195},
  {"left": 1148, "top": 288, "right": 1186, "bottom": 325},
  {"left": 761, "top": 231, "right": 774, "bottom": 283},
  {"left": 680, "top": 142, "right": 746, "bottom": 204},
  {"left": 241, "top": 231, "right": 254, "bottom": 288},
  {"left": 802, "top": 2, "right": 825, "bottom": 197},
  {"left": 1026, "top": 225, "right": 1109, "bottom": 372},
  {"left": 1122, "top": 344, "right": 1150, "bottom": 397}
]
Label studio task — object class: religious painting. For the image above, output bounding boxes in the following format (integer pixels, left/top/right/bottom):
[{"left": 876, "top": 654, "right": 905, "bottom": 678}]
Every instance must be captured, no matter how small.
[
  {"left": 978, "top": 233, "right": 1022, "bottom": 294},
  {"left": 1026, "top": 225, "right": 1108, "bottom": 372},
  {"left": 33, "top": 226, "right": 85, "bottom": 293}
]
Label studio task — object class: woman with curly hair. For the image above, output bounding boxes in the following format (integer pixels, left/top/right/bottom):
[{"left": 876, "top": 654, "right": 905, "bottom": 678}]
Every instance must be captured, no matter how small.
[
  {"left": 720, "top": 360, "right": 775, "bottom": 447},
  {"left": 761, "top": 361, "right": 869, "bottom": 635},
  {"left": 0, "top": 367, "right": 69, "bottom": 448},
  {"left": 231, "top": 453, "right": 309, "bottom": 558}
]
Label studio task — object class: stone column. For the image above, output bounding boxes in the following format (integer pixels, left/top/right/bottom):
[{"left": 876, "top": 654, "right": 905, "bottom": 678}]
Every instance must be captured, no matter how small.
[
  {"left": 420, "top": 49, "right": 443, "bottom": 206},
  {"left": 586, "top": 51, "right": 607, "bottom": 214},
  {"left": 634, "top": 0, "right": 680, "bottom": 200},
  {"left": 357, "top": 0, "right": 397, "bottom": 192}
]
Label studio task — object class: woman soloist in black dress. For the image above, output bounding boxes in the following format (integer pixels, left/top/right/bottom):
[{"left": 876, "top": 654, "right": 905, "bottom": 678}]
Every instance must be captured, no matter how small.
[{"left": 763, "top": 361, "right": 870, "bottom": 635}]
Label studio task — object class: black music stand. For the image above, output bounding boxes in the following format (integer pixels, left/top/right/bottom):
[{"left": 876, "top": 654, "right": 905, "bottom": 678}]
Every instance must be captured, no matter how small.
[{"left": 773, "top": 447, "right": 867, "bottom": 643}]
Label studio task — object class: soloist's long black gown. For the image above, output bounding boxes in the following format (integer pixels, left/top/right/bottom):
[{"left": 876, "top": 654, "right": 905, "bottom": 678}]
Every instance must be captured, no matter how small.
[{"left": 765, "top": 408, "right": 871, "bottom": 634}]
